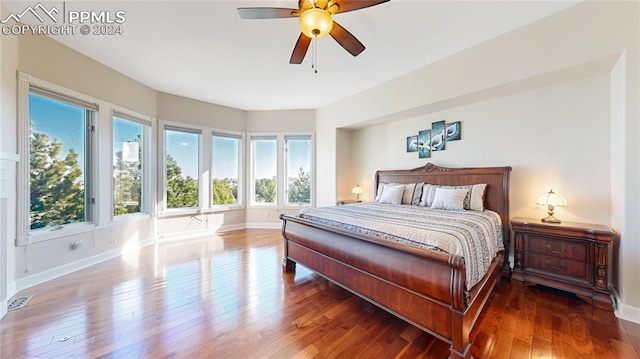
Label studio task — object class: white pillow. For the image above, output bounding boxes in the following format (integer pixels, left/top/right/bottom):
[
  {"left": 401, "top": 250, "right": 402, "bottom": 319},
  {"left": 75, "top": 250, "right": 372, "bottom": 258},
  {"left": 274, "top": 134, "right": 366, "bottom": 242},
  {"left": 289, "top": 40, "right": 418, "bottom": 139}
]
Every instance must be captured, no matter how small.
[
  {"left": 375, "top": 182, "right": 399, "bottom": 201},
  {"left": 378, "top": 184, "right": 405, "bottom": 205},
  {"left": 430, "top": 188, "right": 469, "bottom": 211}
]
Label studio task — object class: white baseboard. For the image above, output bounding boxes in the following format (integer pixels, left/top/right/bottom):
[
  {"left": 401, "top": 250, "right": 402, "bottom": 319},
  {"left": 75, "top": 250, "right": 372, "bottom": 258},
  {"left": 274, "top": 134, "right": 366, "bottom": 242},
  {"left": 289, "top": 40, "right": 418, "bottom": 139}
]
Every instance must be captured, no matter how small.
[
  {"left": 15, "top": 248, "right": 122, "bottom": 292},
  {"left": 0, "top": 298, "right": 7, "bottom": 320},
  {"left": 245, "top": 223, "right": 281, "bottom": 229},
  {"left": 7, "top": 281, "right": 16, "bottom": 301},
  {"left": 615, "top": 301, "right": 640, "bottom": 324},
  {"left": 1, "top": 281, "right": 17, "bottom": 320}
]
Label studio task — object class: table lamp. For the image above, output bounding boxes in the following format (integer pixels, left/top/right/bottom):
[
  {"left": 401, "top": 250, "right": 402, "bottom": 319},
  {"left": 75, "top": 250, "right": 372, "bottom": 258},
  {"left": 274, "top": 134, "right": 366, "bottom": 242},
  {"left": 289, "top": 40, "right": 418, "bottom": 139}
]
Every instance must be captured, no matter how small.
[
  {"left": 535, "top": 189, "right": 567, "bottom": 223},
  {"left": 351, "top": 185, "right": 364, "bottom": 201}
]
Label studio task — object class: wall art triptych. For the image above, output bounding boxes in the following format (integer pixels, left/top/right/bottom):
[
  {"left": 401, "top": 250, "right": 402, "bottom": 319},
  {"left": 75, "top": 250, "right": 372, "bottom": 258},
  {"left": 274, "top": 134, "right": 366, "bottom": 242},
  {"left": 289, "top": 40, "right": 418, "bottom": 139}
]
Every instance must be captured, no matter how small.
[{"left": 406, "top": 121, "right": 461, "bottom": 159}]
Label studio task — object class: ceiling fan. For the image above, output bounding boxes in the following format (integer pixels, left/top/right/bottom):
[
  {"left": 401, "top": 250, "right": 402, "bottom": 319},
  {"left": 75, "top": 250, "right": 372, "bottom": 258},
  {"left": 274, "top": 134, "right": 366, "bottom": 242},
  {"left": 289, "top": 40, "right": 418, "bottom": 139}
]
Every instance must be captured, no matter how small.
[{"left": 238, "top": 0, "right": 390, "bottom": 65}]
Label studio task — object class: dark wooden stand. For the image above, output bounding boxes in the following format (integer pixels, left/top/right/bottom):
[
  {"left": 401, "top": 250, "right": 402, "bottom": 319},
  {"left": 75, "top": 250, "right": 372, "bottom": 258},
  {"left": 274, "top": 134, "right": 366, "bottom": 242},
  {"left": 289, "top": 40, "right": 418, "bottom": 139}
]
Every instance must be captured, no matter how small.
[{"left": 510, "top": 217, "right": 617, "bottom": 311}]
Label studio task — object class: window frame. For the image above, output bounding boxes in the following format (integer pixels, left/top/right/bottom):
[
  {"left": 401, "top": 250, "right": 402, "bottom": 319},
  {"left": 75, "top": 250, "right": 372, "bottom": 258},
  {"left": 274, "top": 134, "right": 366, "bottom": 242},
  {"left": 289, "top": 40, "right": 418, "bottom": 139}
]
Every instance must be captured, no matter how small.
[
  {"left": 111, "top": 110, "right": 153, "bottom": 220},
  {"left": 17, "top": 73, "right": 156, "bottom": 245},
  {"left": 160, "top": 122, "right": 203, "bottom": 214},
  {"left": 249, "top": 134, "right": 278, "bottom": 207},
  {"left": 284, "top": 134, "right": 314, "bottom": 207},
  {"left": 17, "top": 73, "right": 99, "bottom": 245},
  {"left": 211, "top": 129, "right": 244, "bottom": 211},
  {"left": 159, "top": 122, "right": 245, "bottom": 216},
  {"left": 248, "top": 132, "right": 314, "bottom": 209}
]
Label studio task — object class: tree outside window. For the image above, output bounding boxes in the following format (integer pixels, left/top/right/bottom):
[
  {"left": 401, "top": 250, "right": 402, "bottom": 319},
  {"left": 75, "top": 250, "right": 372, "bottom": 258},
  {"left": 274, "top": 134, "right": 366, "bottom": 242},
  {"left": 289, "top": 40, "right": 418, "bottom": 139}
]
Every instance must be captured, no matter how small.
[{"left": 29, "top": 92, "right": 90, "bottom": 230}]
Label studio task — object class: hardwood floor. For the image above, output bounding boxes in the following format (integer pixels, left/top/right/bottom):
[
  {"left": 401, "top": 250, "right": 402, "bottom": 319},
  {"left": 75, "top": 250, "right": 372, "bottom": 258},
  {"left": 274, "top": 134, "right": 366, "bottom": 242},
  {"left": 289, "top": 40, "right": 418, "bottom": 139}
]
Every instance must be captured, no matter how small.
[{"left": 1, "top": 229, "right": 638, "bottom": 359}]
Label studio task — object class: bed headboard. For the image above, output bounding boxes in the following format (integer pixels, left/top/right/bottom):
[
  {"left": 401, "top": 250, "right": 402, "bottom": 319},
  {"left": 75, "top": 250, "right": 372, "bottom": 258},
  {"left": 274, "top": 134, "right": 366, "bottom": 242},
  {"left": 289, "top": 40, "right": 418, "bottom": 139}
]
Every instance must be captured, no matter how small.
[{"left": 375, "top": 163, "right": 512, "bottom": 264}]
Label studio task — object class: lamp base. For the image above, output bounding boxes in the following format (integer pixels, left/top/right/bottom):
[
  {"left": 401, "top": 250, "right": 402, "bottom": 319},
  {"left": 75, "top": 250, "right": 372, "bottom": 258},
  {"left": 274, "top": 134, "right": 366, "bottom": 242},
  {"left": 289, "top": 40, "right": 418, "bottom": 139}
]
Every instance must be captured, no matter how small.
[{"left": 541, "top": 215, "right": 561, "bottom": 224}]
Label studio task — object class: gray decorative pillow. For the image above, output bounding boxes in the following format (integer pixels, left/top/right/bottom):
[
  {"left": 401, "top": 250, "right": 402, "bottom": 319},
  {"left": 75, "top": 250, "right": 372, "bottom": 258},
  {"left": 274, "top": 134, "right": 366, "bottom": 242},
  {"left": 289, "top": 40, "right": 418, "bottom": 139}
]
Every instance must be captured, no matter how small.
[{"left": 402, "top": 183, "right": 424, "bottom": 205}]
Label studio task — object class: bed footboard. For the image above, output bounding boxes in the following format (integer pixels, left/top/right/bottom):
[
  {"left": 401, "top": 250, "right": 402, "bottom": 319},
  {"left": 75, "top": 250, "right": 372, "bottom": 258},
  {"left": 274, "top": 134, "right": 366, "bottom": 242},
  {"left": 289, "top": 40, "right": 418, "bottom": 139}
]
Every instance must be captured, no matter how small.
[{"left": 281, "top": 214, "right": 503, "bottom": 359}]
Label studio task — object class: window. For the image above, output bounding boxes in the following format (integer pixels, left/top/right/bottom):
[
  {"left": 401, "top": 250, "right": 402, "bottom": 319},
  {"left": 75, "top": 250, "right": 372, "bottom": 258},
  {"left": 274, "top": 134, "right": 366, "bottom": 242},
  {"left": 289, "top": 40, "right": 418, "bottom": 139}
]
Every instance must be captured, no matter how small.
[
  {"left": 249, "top": 133, "right": 314, "bottom": 208},
  {"left": 112, "top": 113, "right": 149, "bottom": 216},
  {"left": 28, "top": 88, "right": 96, "bottom": 230},
  {"left": 164, "top": 126, "right": 200, "bottom": 209},
  {"left": 212, "top": 133, "right": 242, "bottom": 206},
  {"left": 285, "top": 135, "right": 312, "bottom": 205},
  {"left": 251, "top": 136, "right": 277, "bottom": 205}
]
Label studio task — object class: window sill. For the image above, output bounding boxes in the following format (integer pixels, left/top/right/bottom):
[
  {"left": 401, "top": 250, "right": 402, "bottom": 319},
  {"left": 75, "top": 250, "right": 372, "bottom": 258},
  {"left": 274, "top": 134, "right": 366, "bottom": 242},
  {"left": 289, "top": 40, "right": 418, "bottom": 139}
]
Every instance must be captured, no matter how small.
[
  {"left": 160, "top": 208, "right": 201, "bottom": 218},
  {"left": 113, "top": 212, "right": 152, "bottom": 223},
  {"left": 207, "top": 205, "right": 244, "bottom": 213},
  {"left": 26, "top": 223, "right": 97, "bottom": 244}
]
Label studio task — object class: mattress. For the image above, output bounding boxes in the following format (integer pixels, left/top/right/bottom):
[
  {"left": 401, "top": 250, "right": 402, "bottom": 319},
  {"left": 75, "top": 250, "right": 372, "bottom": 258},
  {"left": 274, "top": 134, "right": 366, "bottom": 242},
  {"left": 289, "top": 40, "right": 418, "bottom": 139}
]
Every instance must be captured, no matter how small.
[{"left": 298, "top": 202, "right": 504, "bottom": 289}]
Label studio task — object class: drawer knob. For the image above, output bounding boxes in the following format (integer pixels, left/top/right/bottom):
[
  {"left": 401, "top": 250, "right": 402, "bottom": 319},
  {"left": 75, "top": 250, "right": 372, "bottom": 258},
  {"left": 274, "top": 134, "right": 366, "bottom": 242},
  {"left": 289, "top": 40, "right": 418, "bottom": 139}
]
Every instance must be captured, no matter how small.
[
  {"left": 545, "top": 244, "right": 566, "bottom": 255},
  {"left": 546, "top": 259, "right": 565, "bottom": 271}
]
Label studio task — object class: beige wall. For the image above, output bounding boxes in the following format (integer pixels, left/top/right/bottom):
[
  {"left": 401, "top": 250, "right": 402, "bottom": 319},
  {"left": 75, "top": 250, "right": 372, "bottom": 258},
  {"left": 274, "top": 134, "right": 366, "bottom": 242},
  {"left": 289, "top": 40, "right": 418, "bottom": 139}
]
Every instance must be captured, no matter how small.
[
  {"left": 246, "top": 109, "right": 315, "bottom": 132},
  {"left": 157, "top": 92, "right": 245, "bottom": 132},
  {"left": 336, "top": 128, "right": 353, "bottom": 202},
  {"left": 351, "top": 74, "right": 611, "bottom": 223},
  {"left": 316, "top": 1, "right": 640, "bottom": 319},
  {"left": 18, "top": 34, "right": 157, "bottom": 117}
]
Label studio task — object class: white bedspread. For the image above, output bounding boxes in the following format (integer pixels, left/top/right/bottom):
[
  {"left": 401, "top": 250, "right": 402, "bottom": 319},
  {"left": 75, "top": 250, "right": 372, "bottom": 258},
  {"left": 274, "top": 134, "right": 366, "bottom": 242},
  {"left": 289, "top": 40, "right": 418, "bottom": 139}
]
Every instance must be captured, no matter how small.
[{"left": 298, "top": 202, "right": 503, "bottom": 289}]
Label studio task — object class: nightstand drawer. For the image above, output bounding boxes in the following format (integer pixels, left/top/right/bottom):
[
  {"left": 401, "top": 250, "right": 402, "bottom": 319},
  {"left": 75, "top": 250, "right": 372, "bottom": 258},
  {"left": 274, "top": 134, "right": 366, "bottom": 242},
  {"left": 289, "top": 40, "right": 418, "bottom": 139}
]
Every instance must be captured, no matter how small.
[
  {"left": 527, "top": 235, "right": 587, "bottom": 261},
  {"left": 527, "top": 254, "right": 588, "bottom": 280}
]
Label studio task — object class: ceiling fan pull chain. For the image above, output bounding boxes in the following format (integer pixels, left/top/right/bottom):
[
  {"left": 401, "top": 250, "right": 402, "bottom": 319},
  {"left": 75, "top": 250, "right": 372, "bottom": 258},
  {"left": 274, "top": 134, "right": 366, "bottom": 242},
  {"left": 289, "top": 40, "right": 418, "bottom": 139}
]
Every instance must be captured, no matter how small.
[{"left": 314, "top": 36, "right": 318, "bottom": 74}]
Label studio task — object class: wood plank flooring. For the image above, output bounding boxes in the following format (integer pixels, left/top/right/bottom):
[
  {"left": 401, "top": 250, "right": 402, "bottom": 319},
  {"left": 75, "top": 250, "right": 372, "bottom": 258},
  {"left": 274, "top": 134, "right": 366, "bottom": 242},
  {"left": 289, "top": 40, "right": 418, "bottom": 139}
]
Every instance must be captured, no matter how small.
[{"left": 1, "top": 229, "right": 638, "bottom": 358}]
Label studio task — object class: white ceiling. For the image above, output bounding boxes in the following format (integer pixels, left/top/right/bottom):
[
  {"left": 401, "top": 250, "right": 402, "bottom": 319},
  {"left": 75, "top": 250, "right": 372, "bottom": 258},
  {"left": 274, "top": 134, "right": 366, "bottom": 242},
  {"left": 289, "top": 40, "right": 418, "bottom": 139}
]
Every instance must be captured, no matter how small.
[{"left": 5, "top": 1, "right": 579, "bottom": 111}]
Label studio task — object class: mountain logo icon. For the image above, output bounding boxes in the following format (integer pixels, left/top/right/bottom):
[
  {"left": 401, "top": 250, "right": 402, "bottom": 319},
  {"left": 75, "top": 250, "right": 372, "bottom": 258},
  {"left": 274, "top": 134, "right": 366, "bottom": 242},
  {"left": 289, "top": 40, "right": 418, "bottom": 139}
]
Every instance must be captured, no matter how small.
[{"left": 1, "top": 2, "right": 60, "bottom": 24}]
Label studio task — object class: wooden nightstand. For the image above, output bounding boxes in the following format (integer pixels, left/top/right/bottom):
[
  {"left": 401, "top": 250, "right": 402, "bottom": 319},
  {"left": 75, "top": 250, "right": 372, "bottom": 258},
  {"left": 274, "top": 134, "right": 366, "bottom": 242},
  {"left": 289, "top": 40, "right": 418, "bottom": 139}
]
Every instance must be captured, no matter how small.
[{"left": 510, "top": 217, "right": 617, "bottom": 311}]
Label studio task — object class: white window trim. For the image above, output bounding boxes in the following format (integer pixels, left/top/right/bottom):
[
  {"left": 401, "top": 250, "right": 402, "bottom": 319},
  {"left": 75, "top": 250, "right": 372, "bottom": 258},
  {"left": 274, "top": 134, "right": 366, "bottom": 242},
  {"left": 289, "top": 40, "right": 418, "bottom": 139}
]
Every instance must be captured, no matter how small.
[
  {"left": 159, "top": 120, "right": 204, "bottom": 216},
  {"left": 284, "top": 133, "right": 315, "bottom": 208},
  {"left": 110, "top": 108, "right": 155, "bottom": 221},
  {"left": 159, "top": 122, "right": 245, "bottom": 216},
  {"left": 211, "top": 128, "right": 245, "bottom": 210},
  {"left": 248, "top": 131, "right": 315, "bottom": 209},
  {"left": 17, "top": 72, "right": 156, "bottom": 245},
  {"left": 249, "top": 133, "right": 278, "bottom": 207},
  {"left": 17, "top": 73, "right": 101, "bottom": 245}
]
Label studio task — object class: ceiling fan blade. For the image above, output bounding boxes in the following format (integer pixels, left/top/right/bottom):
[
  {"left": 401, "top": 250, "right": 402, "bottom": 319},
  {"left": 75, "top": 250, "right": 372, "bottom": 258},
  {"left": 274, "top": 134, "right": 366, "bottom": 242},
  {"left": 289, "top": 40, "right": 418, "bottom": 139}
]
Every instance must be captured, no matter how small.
[
  {"left": 329, "top": 21, "right": 365, "bottom": 57},
  {"left": 290, "top": 33, "right": 312, "bottom": 64},
  {"left": 237, "top": 7, "right": 299, "bottom": 19},
  {"left": 327, "top": 0, "right": 389, "bottom": 14}
]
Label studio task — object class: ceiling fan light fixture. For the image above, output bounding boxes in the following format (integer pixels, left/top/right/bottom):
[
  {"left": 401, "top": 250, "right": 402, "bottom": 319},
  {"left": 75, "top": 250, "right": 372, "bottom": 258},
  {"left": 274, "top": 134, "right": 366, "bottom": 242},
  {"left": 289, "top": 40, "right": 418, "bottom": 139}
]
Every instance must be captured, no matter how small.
[{"left": 299, "top": 7, "right": 333, "bottom": 38}]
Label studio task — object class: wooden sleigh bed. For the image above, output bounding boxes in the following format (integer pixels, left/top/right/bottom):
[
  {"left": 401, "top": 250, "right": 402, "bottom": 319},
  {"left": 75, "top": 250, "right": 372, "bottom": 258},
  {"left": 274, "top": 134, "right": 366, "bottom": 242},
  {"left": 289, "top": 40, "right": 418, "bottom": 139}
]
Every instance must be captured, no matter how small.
[{"left": 280, "top": 163, "right": 512, "bottom": 359}]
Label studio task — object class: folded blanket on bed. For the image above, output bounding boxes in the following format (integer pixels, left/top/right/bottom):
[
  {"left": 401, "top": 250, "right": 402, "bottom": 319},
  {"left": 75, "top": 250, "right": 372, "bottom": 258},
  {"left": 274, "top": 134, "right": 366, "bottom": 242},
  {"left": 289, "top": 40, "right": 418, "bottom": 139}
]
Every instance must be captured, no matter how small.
[{"left": 298, "top": 202, "right": 503, "bottom": 289}]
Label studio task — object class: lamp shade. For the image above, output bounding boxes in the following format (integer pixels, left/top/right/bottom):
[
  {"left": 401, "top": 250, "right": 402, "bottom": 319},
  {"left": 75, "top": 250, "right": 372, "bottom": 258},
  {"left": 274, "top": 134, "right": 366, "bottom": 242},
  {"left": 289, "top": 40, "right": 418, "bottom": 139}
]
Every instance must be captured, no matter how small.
[
  {"left": 352, "top": 185, "right": 364, "bottom": 195},
  {"left": 535, "top": 189, "right": 567, "bottom": 207},
  {"left": 299, "top": 8, "right": 333, "bottom": 38}
]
